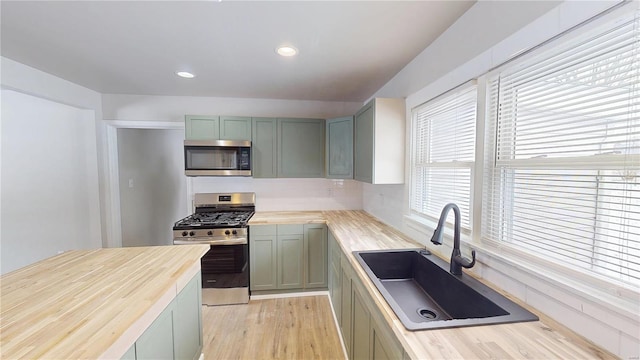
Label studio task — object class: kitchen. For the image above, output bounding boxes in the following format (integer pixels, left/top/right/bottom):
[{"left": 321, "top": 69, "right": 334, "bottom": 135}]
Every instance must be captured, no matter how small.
[{"left": 1, "top": 1, "right": 638, "bottom": 359}]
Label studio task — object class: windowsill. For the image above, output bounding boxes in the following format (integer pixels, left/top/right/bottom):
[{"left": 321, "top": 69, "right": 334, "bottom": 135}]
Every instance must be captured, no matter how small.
[{"left": 403, "top": 214, "right": 639, "bottom": 321}]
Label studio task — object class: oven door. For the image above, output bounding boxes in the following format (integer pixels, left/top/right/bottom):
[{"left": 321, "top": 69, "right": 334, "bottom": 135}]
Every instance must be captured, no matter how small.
[
  {"left": 200, "top": 244, "right": 249, "bottom": 306},
  {"left": 184, "top": 140, "right": 251, "bottom": 177}
]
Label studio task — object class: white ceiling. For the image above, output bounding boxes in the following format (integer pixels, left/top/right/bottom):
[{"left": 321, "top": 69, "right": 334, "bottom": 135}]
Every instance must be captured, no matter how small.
[{"left": 1, "top": 1, "right": 475, "bottom": 102}]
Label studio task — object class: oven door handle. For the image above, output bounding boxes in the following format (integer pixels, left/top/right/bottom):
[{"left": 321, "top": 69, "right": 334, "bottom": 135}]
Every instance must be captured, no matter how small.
[{"left": 173, "top": 238, "right": 248, "bottom": 245}]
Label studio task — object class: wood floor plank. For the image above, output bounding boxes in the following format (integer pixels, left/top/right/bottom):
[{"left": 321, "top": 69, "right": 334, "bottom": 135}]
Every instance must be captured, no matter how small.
[{"left": 202, "top": 295, "right": 345, "bottom": 360}]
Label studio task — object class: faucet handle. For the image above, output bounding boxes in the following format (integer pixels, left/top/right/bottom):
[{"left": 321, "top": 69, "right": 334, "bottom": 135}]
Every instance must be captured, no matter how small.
[{"left": 457, "top": 250, "right": 476, "bottom": 269}]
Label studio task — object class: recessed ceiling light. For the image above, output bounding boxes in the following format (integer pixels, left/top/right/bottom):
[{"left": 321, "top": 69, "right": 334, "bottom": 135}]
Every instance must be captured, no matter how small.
[
  {"left": 176, "top": 71, "right": 195, "bottom": 78},
  {"left": 276, "top": 46, "right": 298, "bottom": 57}
]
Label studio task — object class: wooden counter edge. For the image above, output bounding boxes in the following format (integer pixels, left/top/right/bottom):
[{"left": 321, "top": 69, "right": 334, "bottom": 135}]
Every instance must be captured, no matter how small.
[{"left": 99, "top": 246, "right": 208, "bottom": 359}]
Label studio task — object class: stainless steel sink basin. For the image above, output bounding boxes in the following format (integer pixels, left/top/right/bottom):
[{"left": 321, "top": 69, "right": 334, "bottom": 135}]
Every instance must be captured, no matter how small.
[{"left": 354, "top": 249, "right": 538, "bottom": 330}]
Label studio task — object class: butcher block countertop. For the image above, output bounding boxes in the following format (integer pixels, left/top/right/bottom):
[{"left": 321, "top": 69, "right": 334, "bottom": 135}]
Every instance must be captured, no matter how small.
[
  {"left": 0, "top": 244, "right": 209, "bottom": 360},
  {"left": 250, "top": 210, "right": 615, "bottom": 359}
]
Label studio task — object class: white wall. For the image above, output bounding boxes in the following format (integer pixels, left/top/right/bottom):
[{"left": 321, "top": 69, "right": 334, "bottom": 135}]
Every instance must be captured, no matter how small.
[
  {"left": 102, "top": 94, "right": 362, "bottom": 121},
  {"left": 1, "top": 90, "right": 101, "bottom": 273},
  {"left": 117, "top": 128, "right": 187, "bottom": 247},
  {"left": 191, "top": 178, "right": 361, "bottom": 212},
  {"left": 0, "top": 58, "right": 104, "bottom": 274},
  {"left": 365, "top": 1, "right": 639, "bottom": 358}
]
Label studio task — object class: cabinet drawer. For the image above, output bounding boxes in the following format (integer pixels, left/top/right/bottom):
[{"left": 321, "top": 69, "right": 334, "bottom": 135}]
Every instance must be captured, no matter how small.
[
  {"left": 250, "top": 225, "right": 277, "bottom": 236},
  {"left": 277, "top": 224, "right": 304, "bottom": 235}
]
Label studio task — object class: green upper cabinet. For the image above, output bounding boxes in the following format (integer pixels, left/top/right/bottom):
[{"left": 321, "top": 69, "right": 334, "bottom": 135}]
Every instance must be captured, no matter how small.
[
  {"left": 185, "top": 115, "right": 251, "bottom": 140},
  {"left": 326, "top": 116, "right": 354, "bottom": 179},
  {"left": 353, "top": 98, "right": 405, "bottom": 184},
  {"left": 277, "top": 118, "right": 325, "bottom": 178},
  {"left": 185, "top": 115, "right": 219, "bottom": 140},
  {"left": 251, "top": 118, "right": 278, "bottom": 178},
  {"left": 220, "top": 116, "right": 252, "bottom": 140}
]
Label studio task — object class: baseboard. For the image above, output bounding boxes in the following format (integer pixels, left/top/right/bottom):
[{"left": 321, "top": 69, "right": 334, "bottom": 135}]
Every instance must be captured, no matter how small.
[{"left": 250, "top": 290, "right": 329, "bottom": 300}]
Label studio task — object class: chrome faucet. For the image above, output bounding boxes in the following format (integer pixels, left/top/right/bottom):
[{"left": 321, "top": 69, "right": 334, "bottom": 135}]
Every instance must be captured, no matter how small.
[{"left": 430, "top": 203, "right": 476, "bottom": 275}]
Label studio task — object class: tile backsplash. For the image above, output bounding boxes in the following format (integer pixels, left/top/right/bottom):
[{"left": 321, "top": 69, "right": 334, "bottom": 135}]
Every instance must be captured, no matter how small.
[{"left": 191, "top": 177, "right": 362, "bottom": 211}]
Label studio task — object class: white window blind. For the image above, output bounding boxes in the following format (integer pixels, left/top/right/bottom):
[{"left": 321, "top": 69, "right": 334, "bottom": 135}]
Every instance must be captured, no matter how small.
[
  {"left": 411, "top": 85, "right": 477, "bottom": 229},
  {"left": 484, "top": 13, "right": 640, "bottom": 285}
]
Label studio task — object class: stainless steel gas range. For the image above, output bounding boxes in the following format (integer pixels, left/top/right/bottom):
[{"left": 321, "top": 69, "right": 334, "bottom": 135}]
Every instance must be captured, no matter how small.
[{"left": 173, "top": 192, "right": 255, "bottom": 306}]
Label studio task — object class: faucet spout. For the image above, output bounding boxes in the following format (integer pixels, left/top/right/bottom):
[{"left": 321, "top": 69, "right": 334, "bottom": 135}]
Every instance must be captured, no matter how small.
[{"left": 429, "top": 203, "right": 476, "bottom": 275}]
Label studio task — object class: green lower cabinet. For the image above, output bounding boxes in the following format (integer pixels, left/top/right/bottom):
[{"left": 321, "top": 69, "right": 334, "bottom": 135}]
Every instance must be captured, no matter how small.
[
  {"left": 370, "top": 317, "right": 403, "bottom": 360},
  {"left": 372, "top": 328, "right": 391, "bottom": 360},
  {"left": 124, "top": 272, "right": 203, "bottom": 360},
  {"left": 304, "top": 224, "right": 328, "bottom": 288},
  {"left": 277, "top": 233, "right": 304, "bottom": 289},
  {"left": 250, "top": 224, "right": 327, "bottom": 292},
  {"left": 335, "top": 250, "right": 404, "bottom": 360},
  {"left": 249, "top": 226, "right": 278, "bottom": 291},
  {"left": 340, "top": 263, "right": 353, "bottom": 358},
  {"left": 121, "top": 344, "right": 136, "bottom": 360},
  {"left": 174, "top": 274, "right": 203, "bottom": 360},
  {"left": 352, "top": 286, "right": 371, "bottom": 360},
  {"left": 135, "top": 300, "right": 175, "bottom": 360},
  {"left": 328, "top": 231, "right": 342, "bottom": 323}
]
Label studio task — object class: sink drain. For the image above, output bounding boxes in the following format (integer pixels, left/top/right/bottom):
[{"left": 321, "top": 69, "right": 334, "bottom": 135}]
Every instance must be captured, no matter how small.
[{"left": 417, "top": 308, "right": 437, "bottom": 320}]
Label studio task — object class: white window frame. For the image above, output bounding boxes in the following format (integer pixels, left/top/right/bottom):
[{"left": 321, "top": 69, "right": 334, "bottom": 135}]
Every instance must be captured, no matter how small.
[
  {"left": 405, "top": 4, "right": 639, "bottom": 298},
  {"left": 480, "top": 9, "right": 640, "bottom": 289},
  {"left": 409, "top": 82, "right": 478, "bottom": 234}
]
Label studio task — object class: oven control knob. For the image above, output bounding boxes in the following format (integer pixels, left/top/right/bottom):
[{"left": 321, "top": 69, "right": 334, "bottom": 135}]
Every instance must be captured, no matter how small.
[
  {"left": 232, "top": 230, "right": 238, "bottom": 235},
  {"left": 207, "top": 231, "right": 213, "bottom": 236},
  {"left": 224, "top": 230, "right": 231, "bottom": 235},
  {"left": 182, "top": 231, "right": 188, "bottom": 237},
  {"left": 189, "top": 231, "right": 195, "bottom": 236}
]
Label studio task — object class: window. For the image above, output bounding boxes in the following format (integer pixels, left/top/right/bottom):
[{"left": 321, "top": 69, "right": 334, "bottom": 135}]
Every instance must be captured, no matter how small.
[
  {"left": 411, "top": 85, "right": 477, "bottom": 230},
  {"left": 483, "top": 13, "right": 640, "bottom": 285}
]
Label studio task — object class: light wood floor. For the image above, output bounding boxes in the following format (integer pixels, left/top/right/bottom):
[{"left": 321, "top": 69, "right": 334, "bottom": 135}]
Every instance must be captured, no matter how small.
[{"left": 202, "top": 295, "right": 346, "bottom": 360}]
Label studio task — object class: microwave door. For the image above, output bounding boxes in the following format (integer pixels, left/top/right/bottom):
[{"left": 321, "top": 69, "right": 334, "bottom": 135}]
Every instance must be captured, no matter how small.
[
  {"left": 186, "top": 148, "right": 238, "bottom": 170},
  {"left": 184, "top": 145, "right": 251, "bottom": 176}
]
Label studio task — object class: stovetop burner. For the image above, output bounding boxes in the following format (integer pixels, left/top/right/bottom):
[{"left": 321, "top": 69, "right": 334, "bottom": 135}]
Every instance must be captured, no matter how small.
[{"left": 173, "top": 210, "right": 254, "bottom": 229}]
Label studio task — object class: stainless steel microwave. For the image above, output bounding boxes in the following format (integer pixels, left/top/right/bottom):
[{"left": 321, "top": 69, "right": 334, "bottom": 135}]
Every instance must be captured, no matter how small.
[{"left": 184, "top": 140, "right": 251, "bottom": 176}]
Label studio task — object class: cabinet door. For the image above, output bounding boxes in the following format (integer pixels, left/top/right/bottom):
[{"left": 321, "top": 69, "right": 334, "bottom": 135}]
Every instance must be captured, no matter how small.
[
  {"left": 371, "top": 322, "right": 403, "bottom": 360},
  {"left": 354, "top": 102, "right": 374, "bottom": 183},
  {"left": 372, "top": 327, "right": 392, "bottom": 360},
  {"left": 328, "top": 232, "right": 342, "bottom": 323},
  {"left": 174, "top": 273, "right": 202, "bottom": 360},
  {"left": 220, "top": 116, "right": 252, "bottom": 140},
  {"left": 277, "top": 118, "right": 325, "bottom": 178},
  {"left": 251, "top": 118, "right": 278, "bottom": 178},
  {"left": 120, "top": 344, "right": 136, "bottom": 360},
  {"left": 303, "top": 224, "right": 327, "bottom": 288},
  {"left": 250, "top": 230, "right": 277, "bottom": 291},
  {"left": 352, "top": 285, "right": 371, "bottom": 360},
  {"left": 135, "top": 300, "right": 175, "bottom": 360},
  {"left": 277, "top": 234, "right": 304, "bottom": 289},
  {"left": 340, "top": 266, "right": 353, "bottom": 358},
  {"left": 326, "top": 116, "right": 354, "bottom": 179},
  {"left": 185, "top": 115, "right": 220, "bottom": 140}
]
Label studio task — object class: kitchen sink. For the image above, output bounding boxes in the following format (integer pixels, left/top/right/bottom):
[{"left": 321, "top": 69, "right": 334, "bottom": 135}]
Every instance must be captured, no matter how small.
[{"left": 354, "top": 249, "right": 538, "bottom": 330}]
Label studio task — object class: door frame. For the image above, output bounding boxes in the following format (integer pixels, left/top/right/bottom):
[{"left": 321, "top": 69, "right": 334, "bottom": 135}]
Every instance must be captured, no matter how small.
[{"left": 103, "top": 120, "right": 188, "bottom": 248}]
